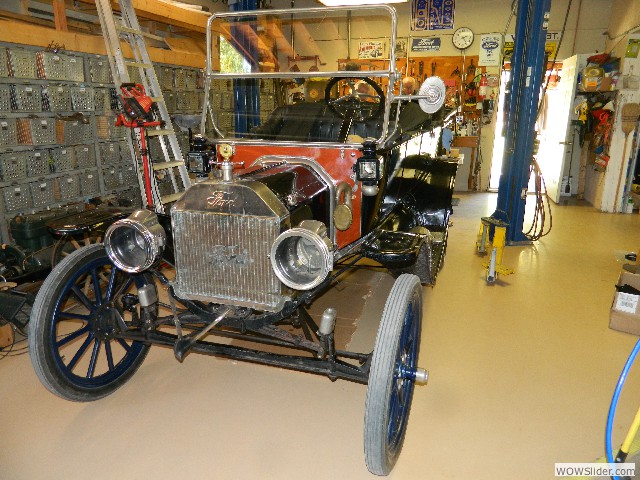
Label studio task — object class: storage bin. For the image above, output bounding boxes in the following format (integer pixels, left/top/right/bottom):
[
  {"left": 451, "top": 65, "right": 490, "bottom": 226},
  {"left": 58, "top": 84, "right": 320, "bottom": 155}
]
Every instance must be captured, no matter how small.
[
  {"left": 158, "top": 65, "right": 174, "bottom": 90},
  {"left": 8, "top": 49, "right": 37, "bottom": 79},
  {"left": 88, "top": 56, "right": 112, "bottom": 84},
  {"left": 0, "top": 151, "right": 27, "bottom": 181},
  {"left": 29, "top": 179, "right": 55, "bottom": 207},
  {"left": 94, "top": 88, "right": 112, "bottom": 111},
  {"left": 102, "top": 166, "right": 121, "bottom": 189},
  {"left": 42, "top": 85, "right": 71, "bottom": 112},
  {"left": 11, "top": 84, "right": 42, "bottom": 112},
  {"left": 25, "top": 149, "right": 51, "bottom": 177},
  {"left": 174, "top": 68, "right": 187, "bottom": 89},
  {"left": 55, "top": 116, "right": 94, "bottom": 145},
  {"left": 0, "top": 118, "right": 17, "bottom": 146},
  {"left": 74, "top": 145, "right": 95, "bottom": 168},
  {"left": 70, "top": 86, "right": 94, "bottom": 111},
  {"left": 0, "top": 85, "right": 11, "bottom": 112},
  {"left": 57, "top": 174, "right": 80, "bottom": 200},
  {"left": 100, "top": 142, "right": 120, "bottom": 165},
  {"left": 64, "top": 55, "right": 84, "bottom": 82},
  {"left": 17, "top": 117, "right": 57, "bottom": 145},
  {"left": 51, "top": 146, "right": 75, "bottom": 172},
  {"left": 36, "top": 52, "right": 66, "bottom": 80},
  {"left": 79, "top": 170, "right": 99, "bottom": 196},
  {"left": 3, "top": 185, "right": 31, "bottom": 211},
  {"left": 0, "top": 47, "right": 9, "bottom": 78}
]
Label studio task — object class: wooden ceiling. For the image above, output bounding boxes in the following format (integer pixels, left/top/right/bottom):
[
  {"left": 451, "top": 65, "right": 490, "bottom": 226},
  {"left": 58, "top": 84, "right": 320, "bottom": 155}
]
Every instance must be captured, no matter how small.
[{"left": 0, "top": 0, "right": 220, "bottom": 68}]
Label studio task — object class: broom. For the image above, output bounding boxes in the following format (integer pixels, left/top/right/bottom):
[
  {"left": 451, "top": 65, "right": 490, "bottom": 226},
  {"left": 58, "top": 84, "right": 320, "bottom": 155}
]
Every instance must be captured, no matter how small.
[{"left": 615, "top": 103, "right": 640, "bottom": 212}]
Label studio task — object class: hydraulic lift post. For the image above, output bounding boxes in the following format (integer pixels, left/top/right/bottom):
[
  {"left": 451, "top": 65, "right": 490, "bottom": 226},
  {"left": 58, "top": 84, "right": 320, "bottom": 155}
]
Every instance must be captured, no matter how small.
[{"left": 493, "top": 0, "right": 551, "bottom": 243}]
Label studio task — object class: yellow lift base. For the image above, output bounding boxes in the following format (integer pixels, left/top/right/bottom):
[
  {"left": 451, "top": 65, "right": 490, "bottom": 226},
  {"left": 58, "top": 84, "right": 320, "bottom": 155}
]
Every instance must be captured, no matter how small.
[{"left": 476, "top": 217, "right": 514, "bottom": 283}]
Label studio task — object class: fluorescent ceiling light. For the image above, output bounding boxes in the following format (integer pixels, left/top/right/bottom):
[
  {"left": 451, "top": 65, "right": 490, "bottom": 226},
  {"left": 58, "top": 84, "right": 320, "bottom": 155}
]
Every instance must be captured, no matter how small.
[{"left": 318, "top": 0, "right": 407, "bottom": 5}]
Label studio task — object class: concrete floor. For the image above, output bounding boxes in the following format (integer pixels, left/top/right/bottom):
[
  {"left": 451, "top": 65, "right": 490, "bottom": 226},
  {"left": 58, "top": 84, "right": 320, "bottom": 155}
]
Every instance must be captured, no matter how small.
[{"left": 2, "top": 192, "right": 640, "bottom": 479}]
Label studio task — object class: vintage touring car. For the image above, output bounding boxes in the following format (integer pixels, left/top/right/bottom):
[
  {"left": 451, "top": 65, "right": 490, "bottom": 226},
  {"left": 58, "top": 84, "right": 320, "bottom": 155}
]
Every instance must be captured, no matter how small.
[{"left": 28, "top": 6, "right": 458, "bottom": 475}]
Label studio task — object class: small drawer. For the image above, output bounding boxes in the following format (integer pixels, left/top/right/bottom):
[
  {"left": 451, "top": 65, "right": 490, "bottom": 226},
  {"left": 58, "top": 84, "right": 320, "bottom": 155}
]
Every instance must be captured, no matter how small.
[
  {"left": 11, "top": 84, "right": 42, "bottom": 112},
  {"left": 42, "top": 85, "right": 71, "bottom": 112},
  {"left": 74, "top": 145, "right": 95, "bottom": 169},
  {"left": 80, "top": 170, "right": 99, "bottom": 196},
  {"left": 0, "top": 151, "right": 27, "bottom": 181},
  {"left": 51, "top": 146, "right": 75, "bottom": 172},
  {"left": 102, "top": 166, "right": 121, "bottom": 189},
  {"left": 3, "top": 185, "right": 32, "bottom": 212},
  {"left": 9, "top": 49, "right": 37, "bottom": 79},
  {"left": 29, "top": 179, "right": 55, "bottom": 207},
  {"left": 57, "top": 174, "right": 80, "bottom": 200},
  {"left": 25, "top": 150, "right": 51, "bottom": 177}
]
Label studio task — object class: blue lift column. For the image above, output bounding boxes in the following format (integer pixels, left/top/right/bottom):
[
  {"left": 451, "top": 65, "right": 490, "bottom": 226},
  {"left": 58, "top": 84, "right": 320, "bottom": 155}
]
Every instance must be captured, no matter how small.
[{"left": 493, "top": 0, "right": 550, "bottom": 243}]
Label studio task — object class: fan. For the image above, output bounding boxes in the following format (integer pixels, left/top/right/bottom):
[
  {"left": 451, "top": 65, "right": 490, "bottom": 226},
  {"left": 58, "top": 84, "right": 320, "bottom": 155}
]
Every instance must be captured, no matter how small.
[{"left": 417, "top": 76, "right": 446, "bottom": 114}]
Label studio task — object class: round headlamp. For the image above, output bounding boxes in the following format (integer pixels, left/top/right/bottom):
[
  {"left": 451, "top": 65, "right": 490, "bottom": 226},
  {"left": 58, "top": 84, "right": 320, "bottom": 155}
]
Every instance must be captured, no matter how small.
[
  {"left": 270, "top": 220, "right": 333, "bottom": 291},
  {"left": 104, "top": 210, "right": 166, "bottom": 273}
]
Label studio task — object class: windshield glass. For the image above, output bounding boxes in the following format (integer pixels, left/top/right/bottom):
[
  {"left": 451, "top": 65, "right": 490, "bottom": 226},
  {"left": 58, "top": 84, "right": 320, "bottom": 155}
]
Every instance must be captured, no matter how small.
[{"left": 203, "top": 6, "right": 399, "bottom": 144}]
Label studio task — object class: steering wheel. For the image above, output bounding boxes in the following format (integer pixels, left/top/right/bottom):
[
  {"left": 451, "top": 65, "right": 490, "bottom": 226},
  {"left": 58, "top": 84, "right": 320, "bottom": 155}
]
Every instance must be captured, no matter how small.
[{"left": 325, "top": 77, "right": 385, "bottom": 121}]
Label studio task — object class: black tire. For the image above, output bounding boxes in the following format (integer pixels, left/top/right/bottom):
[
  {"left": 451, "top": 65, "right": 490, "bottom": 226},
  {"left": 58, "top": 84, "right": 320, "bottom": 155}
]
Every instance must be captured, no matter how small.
[
  {"left": 365, "top": 274, "right": 423, "bottom": 476},
  {"left": 29, "top": 244, "right": 152, "bottom": 402}
]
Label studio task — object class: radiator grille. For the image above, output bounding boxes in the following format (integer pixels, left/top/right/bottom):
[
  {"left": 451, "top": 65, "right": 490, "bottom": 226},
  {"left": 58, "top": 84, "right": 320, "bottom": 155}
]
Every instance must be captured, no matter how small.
[{"left": 173, "top": 211, "right": 284, "bottom": 311}]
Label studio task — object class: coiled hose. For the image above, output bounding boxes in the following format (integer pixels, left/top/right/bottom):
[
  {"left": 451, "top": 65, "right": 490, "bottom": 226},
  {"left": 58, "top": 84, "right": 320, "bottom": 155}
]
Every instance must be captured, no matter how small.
[{"left": 606, "top": 336, "right": 640, "bottom": 480}]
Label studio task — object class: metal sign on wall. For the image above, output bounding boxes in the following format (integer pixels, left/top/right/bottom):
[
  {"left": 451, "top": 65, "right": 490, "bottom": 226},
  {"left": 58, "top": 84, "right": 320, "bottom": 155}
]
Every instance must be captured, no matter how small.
[
  {"left": 411, "top": 0, "right": 455, "bottom": 31},
  {"left": 411, "top": 37, "right": 441, "bottom": 52}
]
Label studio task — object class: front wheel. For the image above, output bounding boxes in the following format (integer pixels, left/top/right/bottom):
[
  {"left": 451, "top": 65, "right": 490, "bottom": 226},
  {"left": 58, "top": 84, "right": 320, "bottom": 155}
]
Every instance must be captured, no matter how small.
[
  {"left": 364, "top": 274, "right": 423, "bottom": 475},
  {"left": 29, "top": 244, "right": 152, "bottom": 402}
]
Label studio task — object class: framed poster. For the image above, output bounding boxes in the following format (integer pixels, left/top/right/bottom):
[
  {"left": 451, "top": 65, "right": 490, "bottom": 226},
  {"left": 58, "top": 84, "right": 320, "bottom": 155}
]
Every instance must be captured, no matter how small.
[
  {"left": 395, "top": 38, "right": 408, "bottom": 57},
  {"left": 358, "top": 41, "right": 386, "bottom": 59}
]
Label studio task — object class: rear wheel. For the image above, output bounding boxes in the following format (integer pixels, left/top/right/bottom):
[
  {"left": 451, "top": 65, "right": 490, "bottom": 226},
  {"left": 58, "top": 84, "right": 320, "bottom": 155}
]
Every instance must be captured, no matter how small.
[
  {"left": 51, "top": 232, "right": 103, "bottom": 267},
  {"left": 365, "top": 274, "right": 423, "bottom": 475},
  {"left": 29, "top": 244, "right": 152, "bottom": 402}
]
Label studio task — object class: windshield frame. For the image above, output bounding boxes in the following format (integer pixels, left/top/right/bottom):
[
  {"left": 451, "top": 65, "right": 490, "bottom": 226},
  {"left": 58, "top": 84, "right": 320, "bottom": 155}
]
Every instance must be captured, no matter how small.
[{"left": 201, "top": 5, "right": 400, "bottom": 147}]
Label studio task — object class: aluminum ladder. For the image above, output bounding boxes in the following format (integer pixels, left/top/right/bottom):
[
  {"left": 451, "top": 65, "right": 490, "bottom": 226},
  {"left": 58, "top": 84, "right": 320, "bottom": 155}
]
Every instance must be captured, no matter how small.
[{"left": 95, "top": 0, "right": 191, "bottom": 213}]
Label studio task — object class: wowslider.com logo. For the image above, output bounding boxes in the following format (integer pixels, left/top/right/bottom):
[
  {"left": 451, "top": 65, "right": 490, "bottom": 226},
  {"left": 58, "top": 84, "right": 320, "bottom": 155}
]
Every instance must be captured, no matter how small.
[{"left": 555, "top": 463, "right": 635, "bottom": 477}]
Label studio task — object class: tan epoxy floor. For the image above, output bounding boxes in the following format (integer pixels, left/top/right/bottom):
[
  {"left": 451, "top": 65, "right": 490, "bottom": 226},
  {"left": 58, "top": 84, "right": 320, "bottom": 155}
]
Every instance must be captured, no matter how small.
[{"left": 2, "top": 192, "right": 640, "bottom": 479}]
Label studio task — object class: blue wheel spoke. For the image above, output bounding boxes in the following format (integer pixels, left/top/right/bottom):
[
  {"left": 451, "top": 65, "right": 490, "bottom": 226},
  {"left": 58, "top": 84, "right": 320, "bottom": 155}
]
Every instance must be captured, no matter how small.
[
  {"left": 105, "top": 267, "right": 117, "bottom": 301},
  {"left": 91, "top": 267, "right": 102, "bottom": 305},
  {"left": 70, "top": 284, "right": 96, "bottom": 312},
  {"left": 114, "top": 276, "right": 133, "bottom": 299},
  {"left": 117, "top": 337, "right": 132, "bottom": 352},
  {"left": 66, "top": 333, "right": 94, "bottom": 371},
  {"left": 57, "top": 311, "right": 91, "bottom": 322},
  {"left": 87, "top": 339, "right": 102, "bottom": 378},
  {"left": 105, "top": 341, "right": 115, "bottom": 371},
  {"left": 56, "top": 325, "right": 91, "bottom": 348}
]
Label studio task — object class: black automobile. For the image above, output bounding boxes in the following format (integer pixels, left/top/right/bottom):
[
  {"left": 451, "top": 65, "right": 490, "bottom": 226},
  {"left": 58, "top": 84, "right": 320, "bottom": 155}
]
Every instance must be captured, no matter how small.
[{"left": 28, "top": 6, "right": 458, "bottom": 476}]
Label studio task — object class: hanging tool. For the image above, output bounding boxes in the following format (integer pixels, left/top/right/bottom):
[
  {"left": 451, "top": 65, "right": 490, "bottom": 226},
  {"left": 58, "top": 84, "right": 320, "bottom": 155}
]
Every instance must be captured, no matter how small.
[
  {"left": 115, "top": 83, "right": 163, "bottom": 209},
  {"left": 614, "top": 103, "right": 640, "bottom": 212},
  {"left": 95, "top": 0, "right": 191, "bottom": 212},
  {"left": 431, "top": 61, "right": 436, "bottom": 77},
  {"left": 418, "top": 61, "right": 424, "bottom": 82}
]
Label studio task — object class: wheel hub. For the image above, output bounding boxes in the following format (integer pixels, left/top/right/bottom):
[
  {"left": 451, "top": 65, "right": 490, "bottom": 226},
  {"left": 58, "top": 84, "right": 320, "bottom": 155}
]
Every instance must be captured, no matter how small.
[{"left": 92, "top": 303, "right": 118, "bottom": 340}]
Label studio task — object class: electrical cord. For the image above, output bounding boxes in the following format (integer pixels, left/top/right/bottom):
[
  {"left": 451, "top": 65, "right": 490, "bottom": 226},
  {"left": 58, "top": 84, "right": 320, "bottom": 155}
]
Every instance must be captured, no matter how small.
[
  {"left": 522, "top": 0, "right": 572, "bottom": 241},
  {"left": 524, "top": 158, "right": 553, "bottom": 241}
]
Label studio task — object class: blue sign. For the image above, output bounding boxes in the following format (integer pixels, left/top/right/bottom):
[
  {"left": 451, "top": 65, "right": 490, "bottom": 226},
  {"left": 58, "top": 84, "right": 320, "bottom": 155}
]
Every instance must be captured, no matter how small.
[
  {"left": 412, "top": 0, "right": 455, "bottom": 31},
  {"left": 411, "top": 37, "right": 441, "bottom": 52}
]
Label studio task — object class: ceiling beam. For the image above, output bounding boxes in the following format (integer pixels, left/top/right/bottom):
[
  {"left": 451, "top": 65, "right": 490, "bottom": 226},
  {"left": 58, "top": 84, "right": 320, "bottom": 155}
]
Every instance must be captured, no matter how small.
[
  {"left": 52, "top": 0, "right": 68, "bottom": 30},
  {"left": 0, "top": 18, "right": 207, "bottom": 68},
  {"left": 75, "top": 0, "right": 217, "bottom": 33}
]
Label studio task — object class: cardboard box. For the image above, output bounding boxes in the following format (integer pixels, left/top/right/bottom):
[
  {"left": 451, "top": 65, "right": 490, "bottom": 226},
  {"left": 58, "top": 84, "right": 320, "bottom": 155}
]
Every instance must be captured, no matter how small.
[{"left": 610, "top": 271, "right": 640, "bottom": 335}]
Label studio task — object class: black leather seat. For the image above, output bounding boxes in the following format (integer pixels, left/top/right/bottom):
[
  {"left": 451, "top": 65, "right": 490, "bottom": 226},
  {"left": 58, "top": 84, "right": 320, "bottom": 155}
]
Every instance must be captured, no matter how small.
[{"left": 251, "top": 101, "right": 384, "bottom": 142}]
